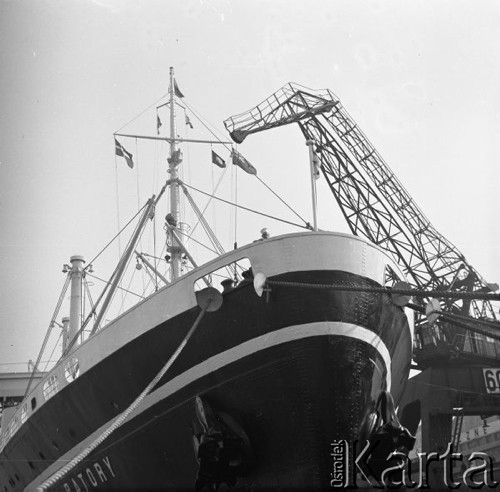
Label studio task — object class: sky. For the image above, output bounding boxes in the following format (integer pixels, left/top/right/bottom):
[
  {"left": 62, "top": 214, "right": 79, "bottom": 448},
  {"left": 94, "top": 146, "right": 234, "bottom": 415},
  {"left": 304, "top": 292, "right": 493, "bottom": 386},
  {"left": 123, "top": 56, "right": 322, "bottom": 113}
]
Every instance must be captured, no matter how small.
[{"left": 0, "top": 0, "right": 499, "bottom": 370}]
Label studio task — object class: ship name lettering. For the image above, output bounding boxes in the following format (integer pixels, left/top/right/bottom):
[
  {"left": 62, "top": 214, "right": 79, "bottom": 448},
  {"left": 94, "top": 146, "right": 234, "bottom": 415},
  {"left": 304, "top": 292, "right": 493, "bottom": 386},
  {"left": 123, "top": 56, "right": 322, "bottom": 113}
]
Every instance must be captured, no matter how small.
[{"left": 61, "top": 456, "right": 116, "bottom": 491}]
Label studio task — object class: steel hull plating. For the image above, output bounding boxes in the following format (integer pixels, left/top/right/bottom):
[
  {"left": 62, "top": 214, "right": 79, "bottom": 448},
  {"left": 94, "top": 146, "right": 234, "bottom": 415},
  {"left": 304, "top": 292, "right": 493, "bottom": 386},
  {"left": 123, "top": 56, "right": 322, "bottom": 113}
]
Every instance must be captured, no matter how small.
[
  {"left": 0, "top": 233, "right": 413, "bottom": 490},
  {"left": 57, "top": 333, "right": 394, "bottom": 490}
]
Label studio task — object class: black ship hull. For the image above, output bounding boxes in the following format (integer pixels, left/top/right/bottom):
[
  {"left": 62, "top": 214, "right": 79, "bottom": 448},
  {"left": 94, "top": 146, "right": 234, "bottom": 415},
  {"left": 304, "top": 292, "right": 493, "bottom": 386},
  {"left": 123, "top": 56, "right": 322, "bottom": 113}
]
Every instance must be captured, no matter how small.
[
  {"left": 56, "top": 334, "right": 396, "bottom": 491},
  {"left": 0, "top": 233, "right": 413, "bottom": 491}
]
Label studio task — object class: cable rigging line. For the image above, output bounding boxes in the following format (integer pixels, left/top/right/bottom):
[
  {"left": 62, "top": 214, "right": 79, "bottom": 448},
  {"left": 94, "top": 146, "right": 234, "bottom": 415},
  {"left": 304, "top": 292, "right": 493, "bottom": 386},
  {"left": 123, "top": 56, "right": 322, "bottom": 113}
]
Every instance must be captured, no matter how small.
[
  {"left": 42, "top": 330, "right": 64, "bottom": 374},
  {"left": 182, "top": 188, "right": 225, "bottom": 255},
  {"left": 186, "top": 166, "right": 228, "bottom": 242},
  {"left": 85, "top": 204, "right": 148, "bottom": 271},
  {"left": 256, "top": 175, "right": 310, "bottom": 226},
  {"left": 183, "top": 100, "right": 230, "bottom": 150},
  {"left": 234, "top": 160, "right": 238, "bottom": 249},
  {"left": 115, "top": 94, "right": 168, "bottom": 134},
  {"left": 182, "top": 182, "right": 310, "bottom": 230},
  {"left": 175, "top": 229, "right": 221, "bottom": 255},
  {"left": 118, "top": 264, "right": 140, "bottom": 314},
  {"left": 25, "top": 275, "right": 72, "bottom": 397},
  {"left": 184, "top": 99, "right": 310, "bottom": 229},
  {"left": 85, "top": 273, "right": 145, "bottom": 299},
  {"left": 114, "top": 157, "right": 122, "bottom": 260}
]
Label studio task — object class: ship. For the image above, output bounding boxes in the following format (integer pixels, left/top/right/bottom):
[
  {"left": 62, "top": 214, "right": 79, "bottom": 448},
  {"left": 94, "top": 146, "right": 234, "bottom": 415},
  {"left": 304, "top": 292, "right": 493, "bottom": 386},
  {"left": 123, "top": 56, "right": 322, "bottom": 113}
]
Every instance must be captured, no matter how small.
[{"left": 0, "top": 69, "right": 415, "bottom": 491}]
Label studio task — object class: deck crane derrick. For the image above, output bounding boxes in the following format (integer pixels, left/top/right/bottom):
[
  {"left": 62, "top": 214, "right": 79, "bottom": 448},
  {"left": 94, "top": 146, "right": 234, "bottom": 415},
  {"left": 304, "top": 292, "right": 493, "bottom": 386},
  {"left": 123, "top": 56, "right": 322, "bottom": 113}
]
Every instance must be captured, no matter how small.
[{"left": 224, "top": 83, "right": 500, "bottom": 368}]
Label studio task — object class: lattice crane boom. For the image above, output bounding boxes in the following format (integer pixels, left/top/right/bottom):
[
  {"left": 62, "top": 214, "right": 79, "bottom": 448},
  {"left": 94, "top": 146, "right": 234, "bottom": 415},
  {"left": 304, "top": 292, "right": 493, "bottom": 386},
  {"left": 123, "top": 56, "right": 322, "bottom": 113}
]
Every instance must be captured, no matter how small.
[{"left": 224, "top": 83, "right": 498, "bottom": 328}]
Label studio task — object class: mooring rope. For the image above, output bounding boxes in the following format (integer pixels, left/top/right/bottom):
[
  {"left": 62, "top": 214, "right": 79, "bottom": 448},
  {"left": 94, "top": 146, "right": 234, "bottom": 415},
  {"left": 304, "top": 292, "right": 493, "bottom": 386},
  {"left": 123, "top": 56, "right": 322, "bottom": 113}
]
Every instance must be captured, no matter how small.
[{"left": 36, "top": 300, "right": 212, "bottom": 491}]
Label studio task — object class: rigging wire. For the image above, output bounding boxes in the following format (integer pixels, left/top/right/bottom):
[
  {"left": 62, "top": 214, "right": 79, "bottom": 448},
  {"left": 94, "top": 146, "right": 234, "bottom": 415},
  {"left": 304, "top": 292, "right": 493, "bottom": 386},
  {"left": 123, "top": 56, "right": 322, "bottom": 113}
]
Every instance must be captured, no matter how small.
[
  {"left": 256, "top": 175, "right": 310, "bottom": 226},
  {"left": 65, "top": 273, "right": 139, "bottom": 352},
  {"left": 83, "top": 277, "right": 96, "bottom": 338},
  {"left": 133, "top": 138, "right": 147, "bottom": 295},
  {"left": 138, "top": 252, "right": 167, "bottom": 263},
  {"left": 118, "top": 264, "right": 139, "bottom": 314},
  {"left": 185, "top": 166, "right": 228, "bottom": 242},
  {"left": 114, "top": 157, "right": 122, "bottom": 260},
  {"left": 85, "top": 204, "right": 148, "bottom": 270},
  {"left": 211, "top": 148, "right": 216, "bottom": 241},
  {"left": 153, "top": 203, "right": 158, "bottom": 290},
  {"left": 175, "top": 229, "right": 220, "bottom": 255},
  {"left": 182, "top": 190, "right": 225, "bottom": 255},
  {"left": 135, "top": 138, "right": 141, "bottom": 211},
  {"left": 234, "top": 160, "right": 238, "bottom": 249},
  {"left": 0, "top": 360, "right": 57, "bottom": 367},
  {"left": 85, "top": 273, "right": 145, "bottom": 299},
  {"left": 41, "top": 330, "right": 64, "bottom": 374},
  {"left": 138, "top": 243, "right": 168, "bottom": 299},
  {"left": 88, "top": 216, "right": 150, "bottom": 333},
  {"left": 115, "top": 94, "right": 168, "bottom": 134},
  {"left": 183, "top": 100, "right": 230, "bottom": 149},
  {"left": 25, "top": 275, "right": 71, "bottom": 397},
  {"left": 37, "top": 295, "right": 214, "bottom": 491},
  {"left": 183, "top": 182, "right": 310, "bottom": 230},
  {"left": 184, "top": 98, "right": 309, "bottom": 230}
]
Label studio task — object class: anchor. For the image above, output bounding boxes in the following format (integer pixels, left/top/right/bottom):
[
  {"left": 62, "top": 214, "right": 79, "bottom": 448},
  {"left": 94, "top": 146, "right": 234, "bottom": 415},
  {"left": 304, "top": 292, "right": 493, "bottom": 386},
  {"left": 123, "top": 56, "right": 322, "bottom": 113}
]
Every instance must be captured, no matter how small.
[
  {"left": 358, "top": 390, "right": 416, "bottom": 483},
  {"left": 192, "top": 396, "right": 254, "bottom": 491}
]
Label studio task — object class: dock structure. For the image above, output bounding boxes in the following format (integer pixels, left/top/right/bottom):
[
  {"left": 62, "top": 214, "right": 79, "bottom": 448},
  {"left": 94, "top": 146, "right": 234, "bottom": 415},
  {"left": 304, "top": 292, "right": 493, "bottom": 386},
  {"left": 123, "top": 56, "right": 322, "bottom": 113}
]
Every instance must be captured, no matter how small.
[
  {"left": 0, "top": 371, "right": 46, "bottom": 429},
  {"left": 399, "top": 365, "right": 500, "bottom": 485}
]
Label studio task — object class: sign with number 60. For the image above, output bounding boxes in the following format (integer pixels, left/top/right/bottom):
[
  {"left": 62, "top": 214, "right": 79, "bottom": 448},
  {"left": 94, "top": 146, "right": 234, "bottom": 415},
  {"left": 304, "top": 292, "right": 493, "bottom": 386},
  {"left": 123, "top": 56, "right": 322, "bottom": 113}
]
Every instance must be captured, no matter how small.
[{"left": 483, "top": 368, "right": 500, "bottom": 394}]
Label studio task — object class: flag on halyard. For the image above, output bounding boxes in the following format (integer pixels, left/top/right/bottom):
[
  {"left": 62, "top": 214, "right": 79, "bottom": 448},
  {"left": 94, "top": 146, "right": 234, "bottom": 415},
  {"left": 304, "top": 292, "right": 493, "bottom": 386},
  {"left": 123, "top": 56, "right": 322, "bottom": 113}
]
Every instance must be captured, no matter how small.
[
  {"left": 174, "top": 79, "right": 185, "bottom": 98},
  {"left": 185, "top": 114, "right": 193, "bottom": 129},
  {"left": 211, "top": 150, "right": 226, "bottom": 168},
  {"left": 231, "top": 149, "right": 257, "bottom": 175},
  {"left": 157, "top": 114, "right": 162, "bottom": 135},
  {"left": 114, "top": 138, "right": 134, "bottom": 169}
]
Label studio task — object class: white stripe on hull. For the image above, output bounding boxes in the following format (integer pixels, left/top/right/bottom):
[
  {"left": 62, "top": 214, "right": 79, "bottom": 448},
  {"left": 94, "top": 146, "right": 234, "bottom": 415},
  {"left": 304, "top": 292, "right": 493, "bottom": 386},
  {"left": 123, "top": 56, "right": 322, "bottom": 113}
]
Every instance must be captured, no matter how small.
[{"left": 26, "top": 321, "right": 392, "bottom": 491}]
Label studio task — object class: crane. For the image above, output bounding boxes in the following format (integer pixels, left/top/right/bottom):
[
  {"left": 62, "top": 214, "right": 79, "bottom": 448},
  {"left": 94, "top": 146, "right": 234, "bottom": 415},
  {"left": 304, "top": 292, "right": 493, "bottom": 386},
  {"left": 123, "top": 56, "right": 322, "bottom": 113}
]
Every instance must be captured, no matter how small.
[{"left": 224, "top": 82, "right": 500, "bottom": 368}]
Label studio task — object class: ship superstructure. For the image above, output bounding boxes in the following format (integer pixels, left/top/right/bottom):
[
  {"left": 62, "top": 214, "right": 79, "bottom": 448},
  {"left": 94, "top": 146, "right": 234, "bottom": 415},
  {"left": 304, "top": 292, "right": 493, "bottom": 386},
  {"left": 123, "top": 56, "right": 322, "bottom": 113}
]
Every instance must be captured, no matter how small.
[{"left": 1, "top": 72, "right": 497, "bottom": 491}]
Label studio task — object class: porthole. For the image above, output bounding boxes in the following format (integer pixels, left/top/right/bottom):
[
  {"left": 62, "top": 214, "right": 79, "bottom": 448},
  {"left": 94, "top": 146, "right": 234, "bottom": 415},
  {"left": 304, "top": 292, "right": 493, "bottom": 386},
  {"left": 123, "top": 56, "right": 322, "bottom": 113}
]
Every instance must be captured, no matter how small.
[
  {"left": 31, "top": 398, "right": 37, "bottom": 411},
  {"left": 20, "top": 404, "right": 28, "bottom": 424},
  {"left": 10, "top": 416, "right": 19, "bottom": 434},
  {"left": 64, "top": 357, "right": 80, "bottom": 382},
  {"left": 43, "top": 374, "right": 59, "bottom": 400},
  {"left": 28, "top": 461, "right": 35, "bottom": 470},
  {"left": 39, "top": 452, "right": 46, "bottom": 461}
]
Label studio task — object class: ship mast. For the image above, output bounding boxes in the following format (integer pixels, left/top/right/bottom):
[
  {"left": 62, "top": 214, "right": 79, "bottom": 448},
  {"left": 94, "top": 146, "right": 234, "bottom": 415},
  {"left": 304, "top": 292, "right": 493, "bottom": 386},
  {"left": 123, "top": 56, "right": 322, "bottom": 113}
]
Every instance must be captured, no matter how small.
[
  {"left": 167, "top": 66, "right": 183, "bottom": 280},
  {"left": 112, "top": 68, "right": 232, "bottom": 281}
]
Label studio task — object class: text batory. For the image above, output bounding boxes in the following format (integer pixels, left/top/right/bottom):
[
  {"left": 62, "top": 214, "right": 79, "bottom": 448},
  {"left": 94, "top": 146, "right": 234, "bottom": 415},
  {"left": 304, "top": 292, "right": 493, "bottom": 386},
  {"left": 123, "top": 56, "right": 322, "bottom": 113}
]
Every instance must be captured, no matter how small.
[{"left": 61, "top": 456, "right": 115, "bottom": 491}]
